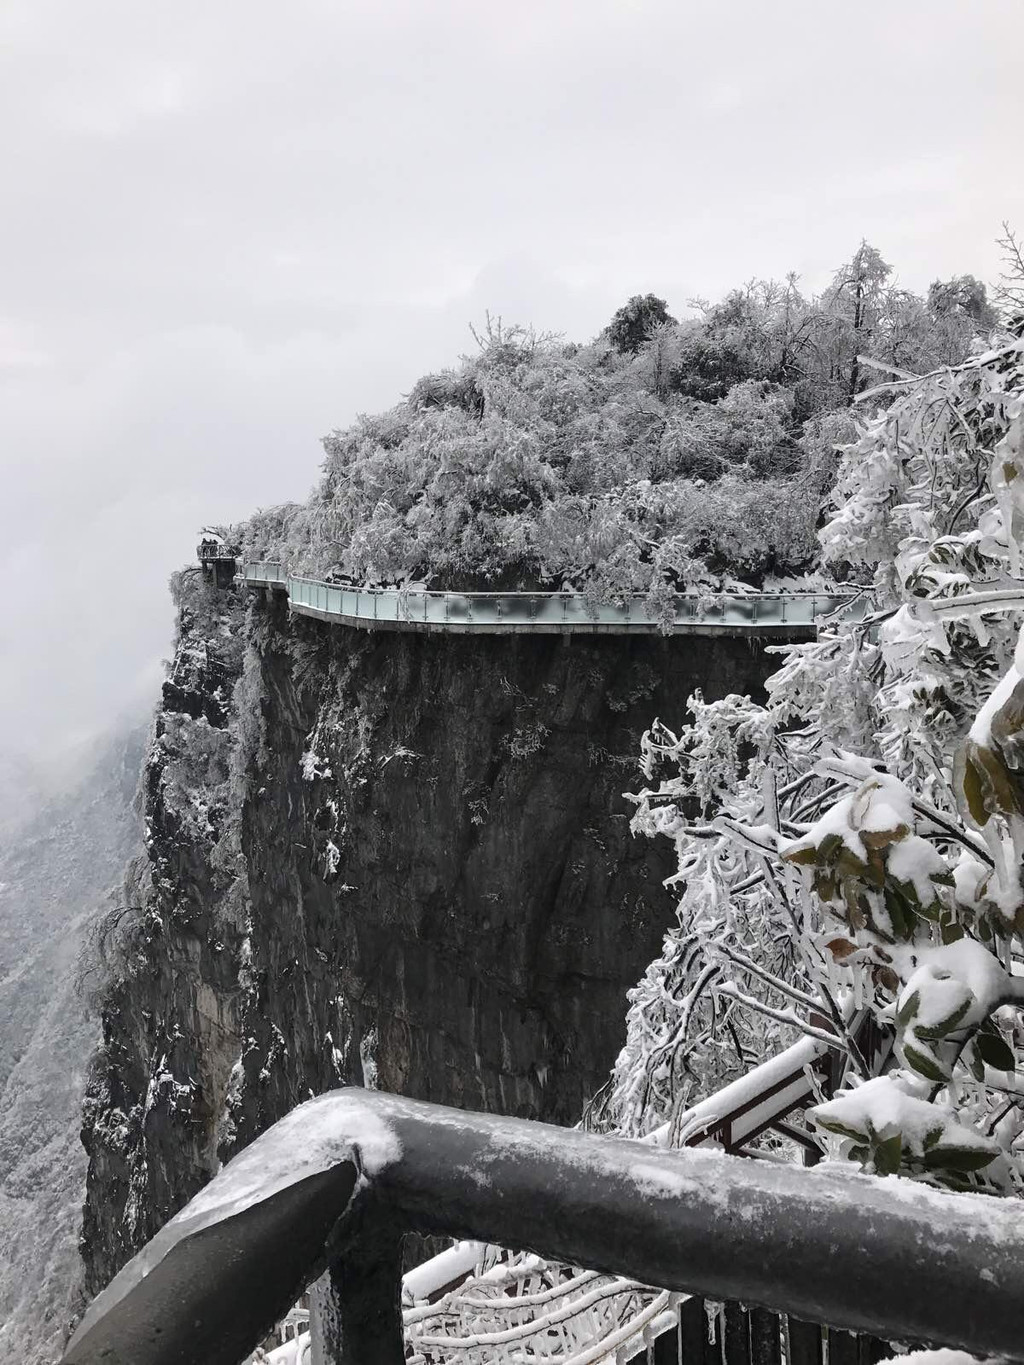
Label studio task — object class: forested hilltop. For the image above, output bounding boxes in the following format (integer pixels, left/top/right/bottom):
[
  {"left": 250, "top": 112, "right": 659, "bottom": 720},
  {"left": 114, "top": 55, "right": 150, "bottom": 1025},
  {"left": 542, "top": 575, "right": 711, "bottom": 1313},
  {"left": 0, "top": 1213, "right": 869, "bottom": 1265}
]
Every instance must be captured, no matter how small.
[{"left": 247, "top": 243, "right": 995, "bottom": 601}]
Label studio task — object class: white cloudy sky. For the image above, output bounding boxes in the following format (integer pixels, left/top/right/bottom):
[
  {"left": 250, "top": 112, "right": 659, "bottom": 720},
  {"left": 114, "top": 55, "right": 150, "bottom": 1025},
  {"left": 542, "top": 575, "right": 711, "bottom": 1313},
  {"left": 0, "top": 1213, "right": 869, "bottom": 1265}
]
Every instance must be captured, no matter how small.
[{"left": 1, "top": 0, "right": 1022, "bottom": 780}]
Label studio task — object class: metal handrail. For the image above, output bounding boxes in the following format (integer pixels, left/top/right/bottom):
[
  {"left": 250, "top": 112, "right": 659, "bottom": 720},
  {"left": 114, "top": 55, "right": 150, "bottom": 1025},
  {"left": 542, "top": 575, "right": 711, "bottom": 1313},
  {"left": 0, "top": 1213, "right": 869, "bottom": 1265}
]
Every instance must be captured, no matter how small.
[
  {"left": 63, "top": 1088, "right": 1024, "bottom": 1365},
  {"left": 398, "top": 1014, "right": 888, "bottom": 1363}
]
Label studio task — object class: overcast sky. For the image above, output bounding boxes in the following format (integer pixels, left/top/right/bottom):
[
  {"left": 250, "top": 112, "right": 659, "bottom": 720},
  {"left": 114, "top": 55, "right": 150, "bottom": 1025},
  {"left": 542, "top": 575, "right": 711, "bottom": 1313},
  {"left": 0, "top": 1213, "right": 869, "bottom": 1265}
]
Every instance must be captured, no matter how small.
[{"left": 1, "top": 0, "right": 1022, "bottom": 784}]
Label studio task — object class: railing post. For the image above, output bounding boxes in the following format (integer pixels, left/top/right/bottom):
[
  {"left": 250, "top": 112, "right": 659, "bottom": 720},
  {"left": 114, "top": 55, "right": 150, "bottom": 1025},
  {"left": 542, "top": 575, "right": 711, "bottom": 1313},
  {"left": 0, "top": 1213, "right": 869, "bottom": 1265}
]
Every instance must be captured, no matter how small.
[
  {"left": 748, "top": 1307, "right": 781, "bottom": 1365},
  {"left": 827, "top": 1326, "right": 861, "bottom": 1365},
  {"left": 726, "top": 1303, "right": 752, "bottom": 1365},
  {"left": 314, "top": 1230, "right": 405, "bottom": 1365},
  {"left": 785, "top": 1317, "right": 823, "bottom": 1365}
]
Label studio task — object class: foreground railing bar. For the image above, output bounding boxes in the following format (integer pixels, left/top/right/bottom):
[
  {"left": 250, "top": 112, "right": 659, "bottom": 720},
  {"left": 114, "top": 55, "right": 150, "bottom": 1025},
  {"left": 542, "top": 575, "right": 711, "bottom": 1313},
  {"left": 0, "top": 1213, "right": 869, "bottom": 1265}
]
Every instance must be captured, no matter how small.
[{"left": 64, "top": 1089, "right": 1024, "bottom": 1365}]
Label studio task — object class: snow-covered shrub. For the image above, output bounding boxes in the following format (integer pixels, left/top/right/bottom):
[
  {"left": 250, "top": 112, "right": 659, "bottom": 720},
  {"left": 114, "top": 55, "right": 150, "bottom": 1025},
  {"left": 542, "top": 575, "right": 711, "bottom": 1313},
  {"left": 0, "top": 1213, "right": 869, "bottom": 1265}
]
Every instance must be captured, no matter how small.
[
  {"left": 604, "top": 334, "right": 1024, "bottom": 1194},
  {"left": 241, "top": 247, "right": 990, "bottom": 601}
]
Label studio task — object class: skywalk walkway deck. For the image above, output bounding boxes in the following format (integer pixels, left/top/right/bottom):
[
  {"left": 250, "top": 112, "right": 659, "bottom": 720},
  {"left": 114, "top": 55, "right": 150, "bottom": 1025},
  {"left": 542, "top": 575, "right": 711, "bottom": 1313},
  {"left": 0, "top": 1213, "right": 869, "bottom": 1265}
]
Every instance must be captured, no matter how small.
[{"left": 239, "top": 561, "right": 865, "bottom": 637}]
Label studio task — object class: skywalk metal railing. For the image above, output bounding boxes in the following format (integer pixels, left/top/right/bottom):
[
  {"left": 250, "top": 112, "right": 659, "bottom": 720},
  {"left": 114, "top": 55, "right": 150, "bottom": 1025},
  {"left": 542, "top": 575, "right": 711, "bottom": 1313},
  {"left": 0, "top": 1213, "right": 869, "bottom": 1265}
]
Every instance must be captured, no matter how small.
[
  {"left": 238, "top": 562, "right": 868, "bottom": 635},
  {"left": 62, "top": 1089, "right": 1024, "bottom": 1365}
]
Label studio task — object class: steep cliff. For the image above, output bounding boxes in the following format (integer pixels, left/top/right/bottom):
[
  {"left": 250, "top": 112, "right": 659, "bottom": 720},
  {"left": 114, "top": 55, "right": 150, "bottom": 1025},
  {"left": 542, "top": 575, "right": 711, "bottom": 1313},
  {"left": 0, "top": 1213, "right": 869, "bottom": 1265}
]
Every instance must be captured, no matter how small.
[
  {"left": 81, "top": 570, "right": 779, "bottom": 1295},
  {"left": 80, "top": 570, "right": 249, "bottom": 1298}
]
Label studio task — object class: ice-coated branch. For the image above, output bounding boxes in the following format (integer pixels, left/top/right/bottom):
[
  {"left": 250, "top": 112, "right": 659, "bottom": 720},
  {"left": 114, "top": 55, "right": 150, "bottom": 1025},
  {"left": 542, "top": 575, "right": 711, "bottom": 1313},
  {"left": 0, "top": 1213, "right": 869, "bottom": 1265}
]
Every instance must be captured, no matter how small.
[
  {"left": 714, "top": 984, "right": 842, "bottom": 1051},
  {"left": 711, "top": 940, "right": 820, "bottom": 1017}
]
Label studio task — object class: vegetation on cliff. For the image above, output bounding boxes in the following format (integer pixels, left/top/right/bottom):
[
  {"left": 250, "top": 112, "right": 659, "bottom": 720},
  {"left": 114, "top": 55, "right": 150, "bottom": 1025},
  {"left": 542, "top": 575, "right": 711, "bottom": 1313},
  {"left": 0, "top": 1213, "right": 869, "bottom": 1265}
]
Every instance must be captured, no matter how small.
[
  {"left": 246, "top": 245, "right": 996, "bottom": 604},
  {"left": 605, "top": 306, "right": 1024, "bottom": 1191}
]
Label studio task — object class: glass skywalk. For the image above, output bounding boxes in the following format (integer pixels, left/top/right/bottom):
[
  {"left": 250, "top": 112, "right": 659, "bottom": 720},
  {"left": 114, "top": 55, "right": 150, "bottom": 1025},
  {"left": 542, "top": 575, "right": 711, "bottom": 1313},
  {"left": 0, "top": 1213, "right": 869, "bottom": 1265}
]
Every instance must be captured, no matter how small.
[{"left": 239, "top": 562, "right": 865, "bottom": 635}]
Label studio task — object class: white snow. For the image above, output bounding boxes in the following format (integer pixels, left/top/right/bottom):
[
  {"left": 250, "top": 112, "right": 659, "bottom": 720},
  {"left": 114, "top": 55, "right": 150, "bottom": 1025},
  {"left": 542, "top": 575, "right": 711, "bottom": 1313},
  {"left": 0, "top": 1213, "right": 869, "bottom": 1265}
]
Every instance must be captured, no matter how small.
[
  {"left": 878, "top": 1351, "right": 978, "bottom": 1365},
  {"left": 184, "top": 1092, "right": 402, "bottom": 1227},
  {"left": 812, "top": 1073, "right": 997, "bottom": 1160},
  {"left": 896, "top": 940, "right": 1015, "bottom": 1021},
  {"left": 886, "top": 836, "right": 947, "bottom": 902},
  {"left": 649, "top": 1034, "right": 824, "bottom": 1147},
  {"left": 968, "top": 659, "right": 1020, "bottom": 747},
  {"left": 780, "top": 770, "right": 915, "bottom": 865},
  {"left": 952, "top": 849, "right": 990, "bottom": 908},
  {"left": 403, "top": 1242, "right": 487, "bottom": 1303}
]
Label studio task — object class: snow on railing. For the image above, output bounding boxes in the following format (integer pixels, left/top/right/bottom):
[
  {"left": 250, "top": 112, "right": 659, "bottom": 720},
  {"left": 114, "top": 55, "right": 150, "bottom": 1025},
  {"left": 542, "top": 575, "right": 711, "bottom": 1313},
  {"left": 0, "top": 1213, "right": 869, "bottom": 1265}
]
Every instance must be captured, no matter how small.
[{"left": 62, "top": 1088, "right": 1024, "bottom": 1365}]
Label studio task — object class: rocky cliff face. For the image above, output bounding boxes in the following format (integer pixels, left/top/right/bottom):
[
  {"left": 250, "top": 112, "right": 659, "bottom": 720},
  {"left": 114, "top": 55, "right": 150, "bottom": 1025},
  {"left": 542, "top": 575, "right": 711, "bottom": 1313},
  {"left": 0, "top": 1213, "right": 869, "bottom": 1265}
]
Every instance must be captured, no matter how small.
[
  {"left": 81, "top": 572, "right": 778, "bottom": 1295},
  {"left": 80, "top": 570, "right": 249, "bottom": 1297}
]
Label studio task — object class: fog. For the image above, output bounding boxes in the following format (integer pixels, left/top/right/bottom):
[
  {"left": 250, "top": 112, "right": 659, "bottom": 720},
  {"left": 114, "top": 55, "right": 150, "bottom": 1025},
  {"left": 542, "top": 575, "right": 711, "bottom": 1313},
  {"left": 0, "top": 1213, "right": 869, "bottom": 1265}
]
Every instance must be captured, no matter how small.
[{"left": 1, "top": 0, "right": 1021, "bottom": 784}]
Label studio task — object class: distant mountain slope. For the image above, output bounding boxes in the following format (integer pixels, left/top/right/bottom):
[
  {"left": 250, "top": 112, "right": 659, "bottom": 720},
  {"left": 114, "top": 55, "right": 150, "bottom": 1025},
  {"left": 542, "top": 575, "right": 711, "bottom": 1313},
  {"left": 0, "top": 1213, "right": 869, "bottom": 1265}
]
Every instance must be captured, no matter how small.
[
  {"left": 0, "top": 751, "right": 49, "bottom": 845},
  {"left": 0, "top": 724, "right": 144, "bottom": 1364}
]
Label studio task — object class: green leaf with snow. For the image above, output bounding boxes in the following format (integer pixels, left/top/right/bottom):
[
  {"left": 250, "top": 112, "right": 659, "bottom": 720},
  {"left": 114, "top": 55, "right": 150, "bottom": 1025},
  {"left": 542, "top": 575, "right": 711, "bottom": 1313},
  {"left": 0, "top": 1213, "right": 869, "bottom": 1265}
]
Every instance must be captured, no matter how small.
[
  {"left": 975, "top": 1030, "right": 1016, "bottom": 1071},
  {"left": 883, "top": 885, "right": 915, "bottom": 940},
  {"left": 896, "top": 988, "right": 921, "bottom": 1027},
  {"left": 922, "top": 1144, "right": 998, "bottom": 1173},
  {"left": 901, "top": 1042, "right": 949, "bottom": 1082},
  {"left": 782, "top": 844, "right": 817, "bottom": 867},
  {"left": 873, "top": 1132, "right": 903, "bottom": 1176},
  {"left": 836, "top": 851, "right": 870, "bottom": 881},
  {"left": 913, "top": 998, "right": 971, "bottom": 1041},
  {"left": 817, "top": 833, "right": 843, "bottom": 863},
  {"left": 814, "top": 1115, "right": 870, "bottom": 1143}
]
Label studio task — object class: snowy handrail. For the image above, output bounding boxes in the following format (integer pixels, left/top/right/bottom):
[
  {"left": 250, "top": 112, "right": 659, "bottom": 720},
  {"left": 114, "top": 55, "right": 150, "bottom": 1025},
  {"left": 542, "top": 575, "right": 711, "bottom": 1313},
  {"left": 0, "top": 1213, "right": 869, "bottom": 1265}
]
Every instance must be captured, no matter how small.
[
  {"left": 62, "top": 1088, "right": 1024, "bottom": 1365},
  {"left": 238, "top": 562, "right": 869, "bottom": 636}
]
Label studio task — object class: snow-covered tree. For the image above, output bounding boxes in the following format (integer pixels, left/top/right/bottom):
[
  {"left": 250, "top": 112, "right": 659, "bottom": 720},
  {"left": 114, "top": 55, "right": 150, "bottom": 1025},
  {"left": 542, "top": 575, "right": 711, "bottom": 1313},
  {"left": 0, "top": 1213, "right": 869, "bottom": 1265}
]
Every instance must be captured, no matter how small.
[
  {"left": 604, "top": 332, "right": 1024, "bottom": 1194},
  {"left": 243, "top": 247, "right": 986, "bottom": 602}
]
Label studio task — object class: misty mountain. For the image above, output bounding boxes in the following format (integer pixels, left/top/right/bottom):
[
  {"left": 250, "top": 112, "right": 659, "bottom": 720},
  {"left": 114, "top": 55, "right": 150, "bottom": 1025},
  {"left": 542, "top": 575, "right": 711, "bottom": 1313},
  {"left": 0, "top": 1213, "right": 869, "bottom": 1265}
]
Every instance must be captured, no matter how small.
[{"left": 0, "top": 721, "right": 145, "bottom": 1363}]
